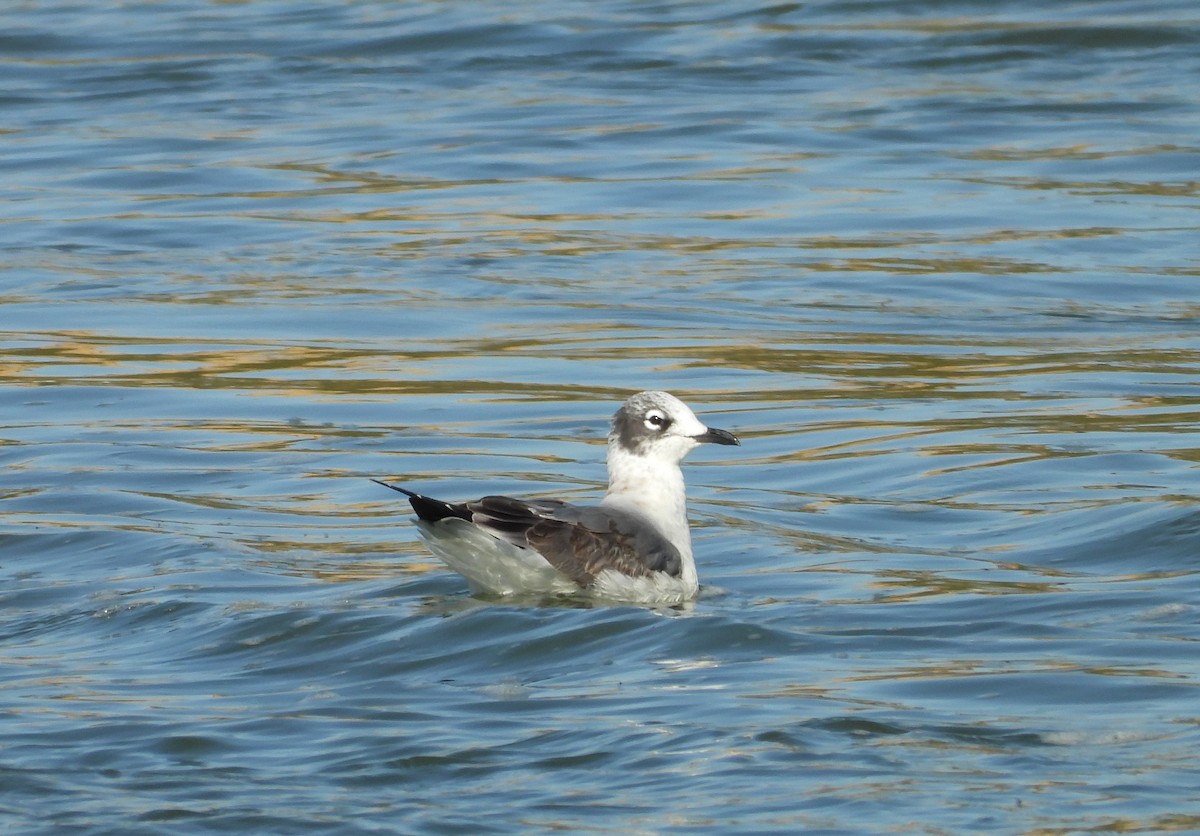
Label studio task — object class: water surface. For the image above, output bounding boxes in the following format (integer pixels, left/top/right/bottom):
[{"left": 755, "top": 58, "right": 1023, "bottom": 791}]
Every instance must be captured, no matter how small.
[{"left": 2, "top": 1, "right": 1199, "bottom": 833}]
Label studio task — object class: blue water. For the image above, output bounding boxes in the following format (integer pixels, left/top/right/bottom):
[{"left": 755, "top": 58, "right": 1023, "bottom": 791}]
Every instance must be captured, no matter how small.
[{"left": 3, "top": 1, "right": 1199, "bottom": 832}]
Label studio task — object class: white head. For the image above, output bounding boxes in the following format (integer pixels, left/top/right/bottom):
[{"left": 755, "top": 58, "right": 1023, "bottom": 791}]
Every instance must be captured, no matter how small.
[{"left": 608, "top": 391, "right": 739, "bottom": 465}]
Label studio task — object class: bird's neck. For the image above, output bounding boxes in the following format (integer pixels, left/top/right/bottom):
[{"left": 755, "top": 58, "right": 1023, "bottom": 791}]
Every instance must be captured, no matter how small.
[{"left": 602, "top": 445, "right": 693, "bottom": 566}]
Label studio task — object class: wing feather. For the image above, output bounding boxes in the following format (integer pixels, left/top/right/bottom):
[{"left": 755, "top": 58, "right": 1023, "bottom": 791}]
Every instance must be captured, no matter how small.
[
  {"left": 525, "top": 509, "right": 682, "bottom": 586},
  {"left": 379, "top": 483, "right": 682, "bottom": 589},
  {"left": 469, "top": 496, "right": 682, "bottom": 585}
]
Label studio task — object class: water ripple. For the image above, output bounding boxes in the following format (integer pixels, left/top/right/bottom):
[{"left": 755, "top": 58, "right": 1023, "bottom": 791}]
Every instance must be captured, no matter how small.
[{"left": 3, "top": 0, "right": 1200, "bottom": 832}]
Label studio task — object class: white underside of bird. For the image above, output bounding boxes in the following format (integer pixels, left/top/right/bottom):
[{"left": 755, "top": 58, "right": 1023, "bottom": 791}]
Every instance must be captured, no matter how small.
[{"left": 413, "top": 518, "right": 699, "bottom": 604}]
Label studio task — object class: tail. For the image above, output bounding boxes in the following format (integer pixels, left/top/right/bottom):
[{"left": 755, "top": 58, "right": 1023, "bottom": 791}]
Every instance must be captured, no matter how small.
[{"left": 371, "top": 479, "right": 471, "bottom": 523}]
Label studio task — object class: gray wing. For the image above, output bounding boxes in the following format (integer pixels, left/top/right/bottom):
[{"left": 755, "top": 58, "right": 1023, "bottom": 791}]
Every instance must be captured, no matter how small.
[{"left": 466, "top": 496, "right": 682, "bottom": 586}]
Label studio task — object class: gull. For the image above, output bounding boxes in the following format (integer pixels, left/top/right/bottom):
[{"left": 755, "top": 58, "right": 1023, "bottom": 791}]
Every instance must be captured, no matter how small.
[{"left": 374, "top": 391, "right": 740, "bottom": 604}]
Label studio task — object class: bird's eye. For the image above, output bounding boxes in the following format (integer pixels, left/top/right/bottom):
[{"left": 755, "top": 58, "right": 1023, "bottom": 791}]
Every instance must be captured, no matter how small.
[{"left": 644, "top": 411, "right": 669, "bottom": 431}]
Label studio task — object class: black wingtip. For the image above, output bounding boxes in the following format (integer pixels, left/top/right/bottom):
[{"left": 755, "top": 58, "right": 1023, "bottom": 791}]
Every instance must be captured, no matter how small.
[
  {"left": 371, "top": 478, "right": 418, "bottom": 498},
  {"left": 372, "top": 479, "right": 469, "bottom": 523}
]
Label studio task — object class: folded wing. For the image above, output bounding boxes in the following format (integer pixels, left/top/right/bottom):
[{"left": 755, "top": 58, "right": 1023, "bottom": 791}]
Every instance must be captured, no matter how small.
[{"left": 375, "top": 482, "right": 682, "bottom": 588}]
